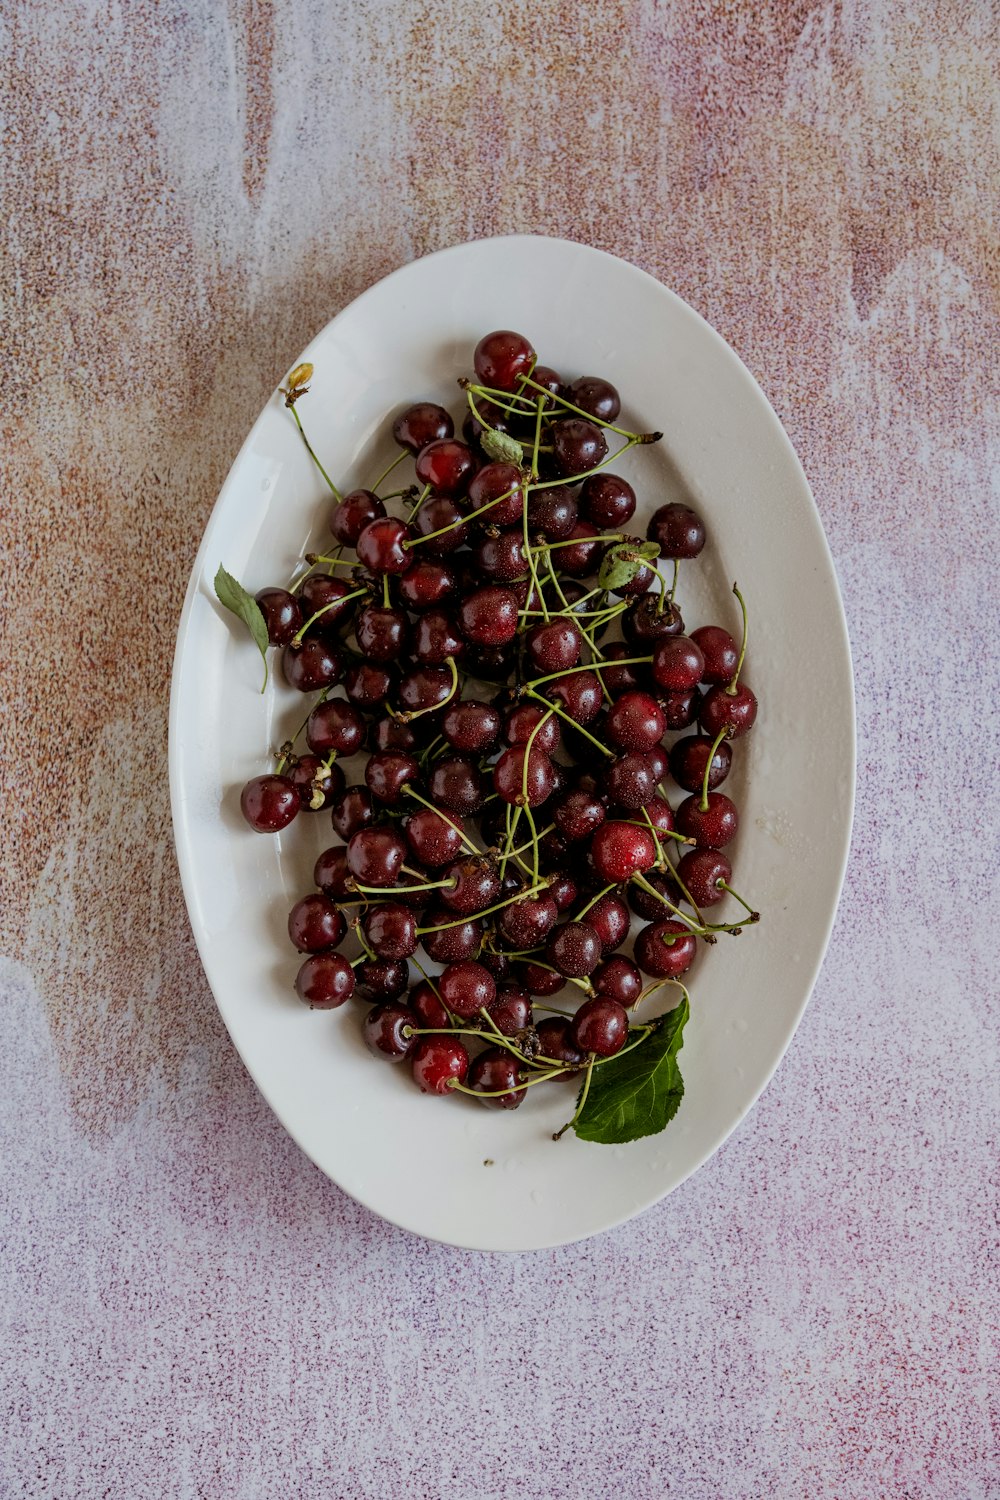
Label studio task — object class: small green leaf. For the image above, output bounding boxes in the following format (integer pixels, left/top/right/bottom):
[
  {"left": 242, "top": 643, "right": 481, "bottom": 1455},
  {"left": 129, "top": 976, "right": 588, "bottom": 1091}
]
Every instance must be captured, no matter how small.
[
  {"left": 214, "top": 564, "right": 270, "bottom": 692},
  {"left": 573, "top": 994, "right": 689, "bottom": 1144},
  {"left": 481, "top": 427, "right": 524, "bottom": 466},
  {"left": 598, "top": 540, "right": 660, "bottom": 593}
]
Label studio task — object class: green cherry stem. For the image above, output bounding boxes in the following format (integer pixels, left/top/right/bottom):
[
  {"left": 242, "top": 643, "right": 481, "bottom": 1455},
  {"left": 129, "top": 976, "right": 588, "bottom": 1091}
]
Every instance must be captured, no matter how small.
[
  {"left": 288, "top": 404, "right": 342, "bottom": 501},
  {"left": 553, "top": 1054, "right": 596, "bottom": 1139},
  {"left": 291, "top": 587, "right": 369, "bottom": 647},
  {"left": 369, "top": 448, "right": 407, "bottom": 494},
  {"left": 700, "top": 724, "right": 731, "bottom": 812},
  {"left": 525, "top": 689, "right": 614, "bottom": 758},
  {"left": 516, "top": 373, "right": 656, "bottom": 442},
  {"left": 575, "top": 883, "right": 617, "bottom": 921},
  {"left": 449, "top": 1070, "right": 568, "bottom": 1099},
  {"left": 396, "top": 656, "right": 459, "bottom": 722},
  {"left": 527, "top": 655, "right": 652, "bottom": 691},
  {"left": 401, "top": 784, "right": 481, "bottom": 855},
  {"left": 415, "top": 882, "right": 550, "bottom": 935},
  {"left": 407, "top": 483, "right": 432, "bottom": 521},
  {"left": 728, "top": 582, "right": 749, "bottom": 693}
]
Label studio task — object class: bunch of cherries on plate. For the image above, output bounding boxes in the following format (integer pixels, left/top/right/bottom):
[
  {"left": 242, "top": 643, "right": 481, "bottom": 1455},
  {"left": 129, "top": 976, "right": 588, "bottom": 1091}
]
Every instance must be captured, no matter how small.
[{"left": 238, "top": 330, "right": 759, "bottom": 1115}]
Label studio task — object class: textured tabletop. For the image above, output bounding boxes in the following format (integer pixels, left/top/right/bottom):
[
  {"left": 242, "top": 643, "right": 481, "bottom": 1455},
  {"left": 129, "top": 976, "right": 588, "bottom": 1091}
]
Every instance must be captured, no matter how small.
[{"left": 3, "top": 3, "right": 999, "bottom": 1496}]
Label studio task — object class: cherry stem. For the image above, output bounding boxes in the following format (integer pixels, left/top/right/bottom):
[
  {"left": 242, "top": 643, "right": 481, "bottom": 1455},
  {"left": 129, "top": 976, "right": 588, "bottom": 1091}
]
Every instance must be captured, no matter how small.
[
  {"left": 291, "top": 587, "right": 369, "bottom": 646},
  {"left": 498, "top": 803, "right": 522, "bottom": 880},
  {"left": 415, "top": 882, "right": 550, "bottom": 934},
  {"left": 407, "top": 482, "right": 432, "bottom": 522},
  {"left": 355, "top": 876, "right": 456, "bottom": 896},
  {"left": 630, "top": 872, "right": 705, "bottom": 935},
  {"left": 700, "top": 723, "right": 731, "bottom": 812},
  {"left": 369, "top": 448, "right": 407, "bottom": 494},
  {"left": 449, "top": 1071, "right": 567, "bottom": 1099},
  {"left": 718, "top": 882, "right": 760, "bottom": 921},
  {"left": 667, "top": 558, "right": 679, "bottom": 606},
  {"left": 524, "top": 958, "right": 594, "bottom": 995},
  {"left": 575, "top": 882, "right": 616, "bottom": 921},
  {"left": 304, "top": 554, "right": 364, "bottom": 571},
  {"left": 728, "top": 581, "right": 748, "bottom": 693},
  {"left": 515, "top": 373, "right": 642, "bottom": 441},
  {"left": 553, "top": 1054, "right": 596, "bottom": 1139},
  {"left": 401, "top": 784, "right": 481, "bottom": 855},
  {"left": 289, "top": 404, "right": 342, "bottom": 501},
  {"left": 397, "top": 655, "right": 459, "bottom": 722},
  {"left": 527, "top": 655, "right": 651, "bottom": 691}
]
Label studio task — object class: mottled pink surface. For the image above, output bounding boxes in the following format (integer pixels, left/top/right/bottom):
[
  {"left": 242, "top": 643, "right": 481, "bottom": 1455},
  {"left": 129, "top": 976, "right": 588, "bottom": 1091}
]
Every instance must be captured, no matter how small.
[{"left": 3, "top": 2, "right": 999, "bottom": 1496}]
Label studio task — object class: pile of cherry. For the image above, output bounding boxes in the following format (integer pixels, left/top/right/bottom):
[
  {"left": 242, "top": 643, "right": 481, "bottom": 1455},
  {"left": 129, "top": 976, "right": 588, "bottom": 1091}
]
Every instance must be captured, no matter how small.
[{"left": 232, "top": 329, "right": 759, "bottom": 1135}]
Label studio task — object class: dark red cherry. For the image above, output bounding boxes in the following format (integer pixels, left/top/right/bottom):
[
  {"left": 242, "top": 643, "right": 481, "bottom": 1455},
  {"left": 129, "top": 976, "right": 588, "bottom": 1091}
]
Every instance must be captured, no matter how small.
[
  {"left": 442, "top": 700, "right": 501, "bottom": 754},
  {"left": 288, "top": 754, "right": 344, "bottom": 810},
  {"left": 579, "top": 473, "right": 635, "bottom": 529},
  {"left": 415, "top": 439, "right": 477, "bottom": 497},
  {"left": 393, "top": 402, "right": 454, "bottom": 454},
  {"left": 535, "top": 1017, "right": 585, "bottom": 1067},
  {"left": 527, "top": 488, "right": 578, "bottom": 540},
  {"left": 487, "top": 984, "right": 533, "bottom": 1036},
  {"left": 282, "top": 634, "right": 342, "bottom": 692},
  {"left": 676, "top": 848, "right": 732, "bottom": 908},
  {"left": 437, "top": 959, "right": 496, "bottom": 1020},
  {"left": 412, "top": 610, "right": 466, "bottom": 666},
  {"left": 355, "top": 604, "right": 409, "bottom": 662},
  {"left": 467, "top": 462, "right": 525, "bottom": 529},
  {"left": 566, "top": 375, "right": 621, "bottom": 422},
  {"left": 669, "top": 734, "right": 732, "bottom": 794},
  {"left": 356, "top": 957, "right": 410, "bottom": 1003},
  {"left": 584, "top": 893, "right": 630, "bottom": 955},
  {"left": 429, "top": 755, "right": 486, "bottom": 815},
  {"left": 295, "top": 952, "right": 356, "bottom": 1009},
  {"left": 363, "top": 1003, "right": 419, "bottom": 1061},
  {"left": 502, "top": 703, "right": 561, "bottom": 756},
  {"left": 590, "top": 821, "right": 658, "bottom": 883},
  {"left": 299, "top": 573, "right": 361, "bottom": 630},
  {"left": 493, "top": 745, "right": 555, "bottom": 807},
  {"left": 473, "top": 329, "right": 536, "bottom": 391},
  {"left": 306, "top": 698, "right": 365, "bottom": 757},
  {"left": 459, "top": 585, "right": 519, "bottom": 647},
  {"left": 606, "top": 690, "right": 667, "bottom": 752},
  {"left": 651, "top": 636, "right": 705, "bottom": 692},
  {"left": 313, "top": 845, "right": 354, "bottom": 901},
  {"left": 555, "top": 521, "right": 605, "bottom": 576},
  {"left": 690, "top": 625, "right": 739, "bottom": 684},
  {"left": 255, "top": 587, "right": 302, "bottom": 646},
  {"left": 599, "top": 642, "right": 648, "bottom": 696},
  {"left": 330, "top": 785, "right": 374, "bottom": 840},
  {"left": 356, "top": 517, "right": 413, "bottom": 575},
  {"left": 647, "top": 502, "right": 706, "bottom": 559},
  {"left": 468, "top": 1048, "right": 526, "bottom": 1109},
  {"left": 553, "top": 789, "right": 605, "bottom": 843},
  {"left": 545, "top": 921, "right": 602, "bottom": 978},
  {"left": 551, "top": 419, "right": 608, "bottom": 478},
  {"left": 411, "top": 1036, "right": 470, "bottom": 1094},
  {"left": 518, "top": 961, "right": 566, "bottom": 997},
  {"left": 363, "top": 903, "right": 418, "bottom": 961},
  {"left": 240, "top": 774, "right": 299, "bottom": 832},
  {"left": 329, "top": 489, "right": 385, "bottom": 546},
  {"left": 398, "top": 666, "right": 455, "bottom": 717},
  {"left": 571, "top": 996, "right": 628, "bottom": 1057},
  {"left": 343, "top": 661, "right": 394, "bottom": 710},
  {"left": 414, "top": 495, "right": 470, "bottom": 555},
  {"left": 593, "top": 956, "right": 642, "bottom": 1007},
  {"left": 700, "top": 682, "right": 758, "bottom": 738},
  {"left": 659, "top": 687, "right": 701, "bottom": 731},
  {"left": 287, "top": 894, "right": 346, "bottom": 953},
  {"left": 497, "top": 893, "right": 559, "bottom": 948},
  {"left": 404, "top": 807, "right": 466, "bottom": 868},
  {"left": 410, "top": 979, "right": 451, "bottom": 1030},
  {"left": 439, "top": 857, "right": 501, "bottom": 916},
  {"left": 420, "top": 910, "right": 483, "bottom": 963},
  {"left": 346, "top": 825, "right": 407, "bottom": 887},
  {"left": 622, "top": 595, "right": 684, "bottom": 646},
  {"left": 675, "top": 792, "right": 739, "bottom": 849},
  {"left": 401, "top": 560, "right": 458, "bottom": 612},
  {"left": 602, "top": 752, "right": 657, "bottom": 810},
  {"left": 634, "top": 920, "right": 697, "bottom": 978},
  {"left": 543, "top": 670, "right": 603, "bottom": 725},
  {"left": 526, "top": 618, "right": 583, "bottom": 674}
]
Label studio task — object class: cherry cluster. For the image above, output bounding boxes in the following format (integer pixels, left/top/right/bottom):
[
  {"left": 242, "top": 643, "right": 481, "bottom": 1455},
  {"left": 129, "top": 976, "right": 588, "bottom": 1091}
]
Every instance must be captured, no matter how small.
[{"left": 236, "top": 330, "right": 759, "bottom": 1124}]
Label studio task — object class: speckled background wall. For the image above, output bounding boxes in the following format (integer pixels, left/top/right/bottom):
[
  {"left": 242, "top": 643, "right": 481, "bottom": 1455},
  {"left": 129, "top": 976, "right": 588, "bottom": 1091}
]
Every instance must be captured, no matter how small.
[{"left": 3, "top": 1, "right": 998, "bottom": 1495}]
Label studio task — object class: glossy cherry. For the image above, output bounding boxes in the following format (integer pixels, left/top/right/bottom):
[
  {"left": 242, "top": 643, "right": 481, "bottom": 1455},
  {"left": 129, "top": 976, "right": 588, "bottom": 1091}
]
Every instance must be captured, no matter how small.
[
  {"left": 571, "top": 997, "right": 628, "bottom": 1057},
  {"left": 295, "top": 952, "right": 356, "bottom": 1009},
  {"left": 634, "top": 920, "right": 697, "bottom": 978},
  {"left": 255, "top": 587, "right": 302, "bottom": 646},
  {"left": 411, "top": 1036, "right": 470, "bottom": 1094},
  {"left": 240, "top": 774, "right": 299, "bottom": 833}
]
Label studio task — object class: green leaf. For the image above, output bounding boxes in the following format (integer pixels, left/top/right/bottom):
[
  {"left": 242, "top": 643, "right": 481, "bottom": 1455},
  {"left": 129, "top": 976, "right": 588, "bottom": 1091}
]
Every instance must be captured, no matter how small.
[
  {"left": 574, "top": 995, "right": 689, "bottom": 1144},
  {"left": 597, "top": 540, "right": 661, "bottom": 593},
  {"left": 480, "top": 427, "right": 524, "bottom": 466},
  {"left": 214, "top": 564, "right": 270, "bottom": 692}
]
